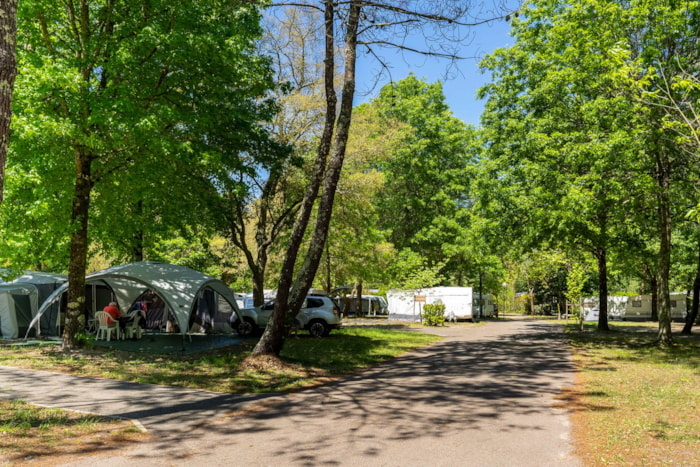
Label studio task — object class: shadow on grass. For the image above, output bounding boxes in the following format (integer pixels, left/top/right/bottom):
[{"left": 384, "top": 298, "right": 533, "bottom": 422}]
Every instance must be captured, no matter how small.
[
  {"left": 0, "top": 400, "right": 146, "bottom": 466},
  {"left": 563, "top": 322, "right": 700, "bottom": 372}
]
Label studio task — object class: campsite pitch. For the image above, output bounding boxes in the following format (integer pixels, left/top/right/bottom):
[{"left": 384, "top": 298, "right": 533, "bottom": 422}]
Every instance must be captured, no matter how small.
[{"left": 92, "top": 333, "right": 250, "bottom": 355}]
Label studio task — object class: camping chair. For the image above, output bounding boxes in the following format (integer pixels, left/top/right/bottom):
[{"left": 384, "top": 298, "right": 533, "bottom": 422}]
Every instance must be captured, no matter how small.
[
  {"left": 124, "top": 312, "right": 143, "bottom": 340},
  {"left": 95, "top": 311, "right": 120, "bottom": 341}
]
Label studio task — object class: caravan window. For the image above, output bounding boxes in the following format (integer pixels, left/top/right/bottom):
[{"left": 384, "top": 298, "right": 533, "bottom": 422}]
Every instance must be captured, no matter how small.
[
  {"left": 670, "top": 300, "right": 677, "bottom": 308},
  {"left": 632, "top": 300, "right": 642, "bottom": 308}
]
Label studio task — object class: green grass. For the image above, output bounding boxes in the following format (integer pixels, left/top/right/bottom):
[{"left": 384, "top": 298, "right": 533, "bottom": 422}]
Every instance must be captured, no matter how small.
[
  {"left": 0, "top": 326, "right": 442, "bottom": 393},
  {"left": 0, "top": 399, "right": 145, "bottom": 465},
  {"left": 1, "top": 399, "right": 103, "bottom": 432},
  {"left": 281, "top": 326, "right": 439, "bottom": 373},
  {"left": 560, "top": 320, "right": 700, "bottom": 466}
]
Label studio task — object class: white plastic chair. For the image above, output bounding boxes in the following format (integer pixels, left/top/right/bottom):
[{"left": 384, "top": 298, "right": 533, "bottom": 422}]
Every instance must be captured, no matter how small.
[
  {"left": 124, "top": 312, "right": 143, "bottom": 340},
  {"left": 95, "top": 311, "right": 120, "bottom": 341}
]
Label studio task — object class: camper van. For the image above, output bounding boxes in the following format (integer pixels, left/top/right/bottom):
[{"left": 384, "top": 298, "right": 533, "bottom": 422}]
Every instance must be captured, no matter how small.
[
  {"left": 340, "top": 295, "right": 388, "bottom": 317},
  {"left": 621, "top": 293, "right": 687, "bottom": 321},
  {"left": 472, "top": 293, "right": 497, "bottom": 318},
  {"left": 591, "top": 293, "right": 688, "bottom": 322}
]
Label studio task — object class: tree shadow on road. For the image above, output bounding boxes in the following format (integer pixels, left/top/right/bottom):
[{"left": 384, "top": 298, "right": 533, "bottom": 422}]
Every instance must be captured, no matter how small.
[{"left": 165, "top": 320, "right": 583, "bottom": 465}]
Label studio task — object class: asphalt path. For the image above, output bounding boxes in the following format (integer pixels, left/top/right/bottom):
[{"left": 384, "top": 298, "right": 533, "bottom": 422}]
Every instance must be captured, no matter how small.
[{"left": 0, "top": 317, "right": 580, "bottom": 466}]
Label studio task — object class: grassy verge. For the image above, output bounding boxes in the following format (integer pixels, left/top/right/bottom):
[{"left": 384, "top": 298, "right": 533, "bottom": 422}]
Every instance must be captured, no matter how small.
[
  {"left": 0, "top": 327, "right": 441, "bottom": 392},
  {"left": 0, "top": 326, "right": 441, "bottom": 463},
  {"left": 0, "top": 399, "right": 146, "bottom": 466},
  {"left": 561, "top": 320, "right": 700, "bottom": 466}
]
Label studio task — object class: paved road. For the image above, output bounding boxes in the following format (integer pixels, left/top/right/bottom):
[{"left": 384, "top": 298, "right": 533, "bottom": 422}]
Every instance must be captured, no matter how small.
[{"left": 0, "top": 318, "right": 580, "bottom": 466}]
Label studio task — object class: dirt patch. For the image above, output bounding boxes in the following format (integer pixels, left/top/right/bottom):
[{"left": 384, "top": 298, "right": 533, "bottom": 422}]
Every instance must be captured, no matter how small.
[{"left": 238, "top": 353, "right": 293, "bottom": 372}]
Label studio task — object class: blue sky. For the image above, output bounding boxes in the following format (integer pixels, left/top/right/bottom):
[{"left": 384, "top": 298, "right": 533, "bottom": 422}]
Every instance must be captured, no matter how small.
[{"left": 354, "top": 18, "right": 515, "bottom": 126}]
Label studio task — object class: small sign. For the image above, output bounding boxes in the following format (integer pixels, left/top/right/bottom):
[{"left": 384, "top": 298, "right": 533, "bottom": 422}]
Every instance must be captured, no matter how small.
[{"left": 415, "top": 295, "right": 426, "bottom": 303}]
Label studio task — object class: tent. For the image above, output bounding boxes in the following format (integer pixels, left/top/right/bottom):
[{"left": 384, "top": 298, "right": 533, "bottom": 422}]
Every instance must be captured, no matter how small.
[
  {"left": 0, "top": 271, "right": 67, "bottom": 339},
  {"left": 29, "top": 261, "right": 243, "bottom": 338},
  {"left": 0, "top": 284, "right": 39, "bottom": 338}
]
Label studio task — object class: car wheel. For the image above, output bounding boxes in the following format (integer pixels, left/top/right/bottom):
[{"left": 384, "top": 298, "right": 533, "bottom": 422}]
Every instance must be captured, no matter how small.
[
  {"left": 308, "top": 319, "right": 329, "bottom": 338},
  {"left": 237, "top": 318, "right": 256, "bottom": 337}
]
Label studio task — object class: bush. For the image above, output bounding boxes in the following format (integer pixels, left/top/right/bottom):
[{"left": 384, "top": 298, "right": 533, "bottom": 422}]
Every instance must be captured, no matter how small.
[
  {"left": 74, "top": 332, "right": 96, "bottom": 348},
  {"left": 423, "top": 304, "right": 445, "bottom": 326}
]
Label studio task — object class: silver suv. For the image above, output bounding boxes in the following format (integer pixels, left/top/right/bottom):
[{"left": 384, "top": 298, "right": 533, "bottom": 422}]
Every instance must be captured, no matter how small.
[{"left": 236, "top": 294, "right": 342, "bottom": 338}]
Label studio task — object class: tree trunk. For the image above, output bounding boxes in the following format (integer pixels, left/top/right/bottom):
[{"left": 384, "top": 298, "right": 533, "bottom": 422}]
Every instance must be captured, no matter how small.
[
  {"left": 62, "top": 149, "right": 93, "bottom": 349},
  {"left": 682, "top": 234, "right": 700, "bottom": 334},
  {"left": 252, "top": 265, "right": 266, "bottom": 307},
  {"left": 656, "top": 148, "right": 673, "bottom": 346},
  {"left": 0, "top": 0, "right": 18, "bottom": 205},
  {"left": 252, "top": 0, "right": 342, "bottom": 356},
  {"left": 642, "top": 262, "right": 658, "bottom": 321},
  {"left": 354, "top": 278, "right": 362, "bottom": 316},
  {"left": 650, "top": 274, "right": 658, "bottom": 322},
  {"left": 478, "top": 270, "right": 484, "bottom": 319},
  {"left": 131, "top": 200, "right": 144, "bottom": 261},
  {"left": 324, "top": 241, "right": 332, "bottom": 293},
  {"left": 596, "top": 247, "right": 610, "bottom": 331}
]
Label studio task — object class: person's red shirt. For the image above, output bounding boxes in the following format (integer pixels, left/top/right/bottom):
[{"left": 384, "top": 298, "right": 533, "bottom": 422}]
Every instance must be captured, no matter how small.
[{"left": 103, "top": 305, "right": 121, "bottom": 325}]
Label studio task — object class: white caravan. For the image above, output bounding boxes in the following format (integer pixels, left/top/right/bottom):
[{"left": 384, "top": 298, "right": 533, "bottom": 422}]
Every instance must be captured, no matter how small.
[{"left": 387, "top": 287, "right": 476, "bottom": 322}]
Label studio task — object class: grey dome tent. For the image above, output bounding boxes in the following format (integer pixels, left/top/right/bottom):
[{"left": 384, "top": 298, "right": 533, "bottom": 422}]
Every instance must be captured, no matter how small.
[
  {"left": 0, "top": 271, "right": 67, "bottom": 339},
  {"left": 28, "top": 261, "right": 242, "bottom": 338},
  {"left": 1, "top": 284, "right": 39, "bottom": 339}
]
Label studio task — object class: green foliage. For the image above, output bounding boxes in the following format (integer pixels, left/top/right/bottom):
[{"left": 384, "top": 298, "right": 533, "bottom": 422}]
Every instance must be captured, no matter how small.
[
  {"left": 362, "top": 75, "right": 485, "bottom": 282},
  {"left": 321, "top": 104, "right": 403, "bottom": 288},
  {"left": 422, "top": 304, "right": 446, "bottom": 326},
  {"left": 475, "top": 0, "right": 700, "bottom": 320},
  {"left": 150, "top": 235, "right": 222, "bottom": 278},
  {"left": 3, "top": 0, "right": 278, "bottom": 270},
  {"left": 73, "top": 332, "right": 96, "bottom": 349},
  {"left": 389, "top": 248, "right": 444, "bottom": 289},
  {"left": 565, "top": 259, "right": 592, "bottom": 306}
]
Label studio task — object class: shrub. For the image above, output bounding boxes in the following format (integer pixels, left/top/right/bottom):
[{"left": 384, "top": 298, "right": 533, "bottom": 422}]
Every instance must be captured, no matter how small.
[{"left": 423, "top": 304, "right": 445, "bottom": 326}]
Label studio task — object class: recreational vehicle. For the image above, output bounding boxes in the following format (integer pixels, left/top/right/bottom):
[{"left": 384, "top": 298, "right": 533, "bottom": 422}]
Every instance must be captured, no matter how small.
[{"left": 388, "top": 287, "right": 476, "bottom": 322}]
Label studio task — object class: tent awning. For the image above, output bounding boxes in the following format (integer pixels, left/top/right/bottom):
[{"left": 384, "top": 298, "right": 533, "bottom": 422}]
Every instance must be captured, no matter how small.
[{"left": 28, "top": 262, "right": 241, "bottom": 337}]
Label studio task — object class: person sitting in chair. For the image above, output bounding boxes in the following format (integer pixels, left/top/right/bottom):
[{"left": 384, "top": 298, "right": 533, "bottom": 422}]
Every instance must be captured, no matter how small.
[
  {"left": 105, "top": 302, "right": 135, "bottom": 334},
  {"left": 103, "top": 302, "right": 121, "bottom": 325}
]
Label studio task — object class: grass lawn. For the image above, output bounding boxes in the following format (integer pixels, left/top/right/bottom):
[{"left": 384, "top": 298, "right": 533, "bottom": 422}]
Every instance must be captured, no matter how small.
[
  {"left": 560, "top": 319, "right": 700, "bottom": 466},
  {"left": 0, "top": 326, "right": 441, "bottom": 392},
  {"left": 0, "top": 399, "right": 147, "bottom": 466},
  {"left": 0, "top": 325, "right": 441, "bottom": 464}
]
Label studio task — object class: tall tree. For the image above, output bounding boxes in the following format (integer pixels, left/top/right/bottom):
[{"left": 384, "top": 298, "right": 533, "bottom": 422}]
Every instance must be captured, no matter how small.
[
  {"left": 479, "top": 0, "right": 662, "bottom": 333},
  {"left": 372, "top": 75, "right": 477, "bottom": 266},
  {"left": 607, "top": 0, "right": 700, "bottom": 344},
  {"left": 0, "top": 0, "right": 17, "bottom": 204},
  {"left": 13, "top": 1, "right": 277, "bottom": 348},
  {"left": 252, "top": 0, "right": 514, "bottom": 357},
  {"left": 220, "top": 6, "right": 326, "bottom": 308}
]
